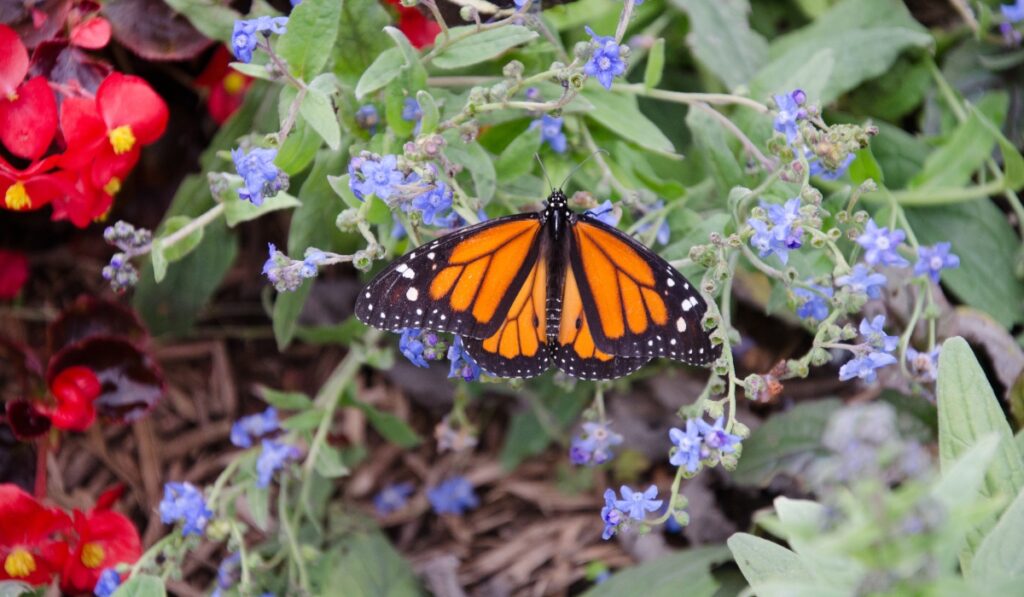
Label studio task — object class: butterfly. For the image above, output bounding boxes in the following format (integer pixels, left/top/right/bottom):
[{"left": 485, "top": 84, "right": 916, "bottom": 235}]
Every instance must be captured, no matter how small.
[{"left": 355, "top": 189, "right": 721, "bottom": 380}]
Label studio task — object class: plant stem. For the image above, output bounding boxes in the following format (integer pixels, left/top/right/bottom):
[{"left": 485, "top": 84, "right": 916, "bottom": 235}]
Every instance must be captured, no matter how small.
[{"left": 615, "top": 84, "right": 769, "bottom": 113}]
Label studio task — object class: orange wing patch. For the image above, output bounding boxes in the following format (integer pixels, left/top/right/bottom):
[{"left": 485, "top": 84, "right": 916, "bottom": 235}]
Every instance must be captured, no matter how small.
[
  {"left": 557, "top": 266, "right": 613, "bottom": 362},
  {"left": 481, "top": 259, "right": 547, "bottom": 358},
  {"left": 574, "top": 222, "right": 668, "bottom": 340},
  {"left": 429, "top": 219, "right": 540, "bottom": 324}
]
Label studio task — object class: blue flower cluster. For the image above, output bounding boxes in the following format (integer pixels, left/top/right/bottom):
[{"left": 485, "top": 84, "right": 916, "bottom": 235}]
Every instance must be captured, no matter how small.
[
  {"left": 262, "top": 243, "right": 327, "bottom": 292},
  {"left": 1003, "top": 2, "right": 1024, "bottom": 45},
  {"left": 402, "top": 98, "right": 423, "bottom": 134},
  {"left": 399, "top": 329, "right": 482, "bottom": 382},
  {"left": 586, "top": 200, "right": 622, "bottom": 227},
  {"left": 159, "top": 481, "right": 213, "bottom": 537},
  {"left": 232, "top": 147, "right": 285, "bottom": 206},
  {"left": 835, "top": 264, "right": 887, "bottom": 300},
  {"left": 374, "top": 482, "right": 415, "bottom": 515},
  {"left": 532, "top": 115, "right": 567, "bottom": 153},
  {"left": 669, "top": 417, "right": 741, "bottom": 473},
  {"left": 794, "top": 283, "right": 832, "bottom": 322},
  {"left": 584, "top": 27, "right": 626, "bottom": 90},
  {"left": 356, "top": 104, "right": 380, "bottom": 134},
  {"left": 447, "top": 336, "right": 482, "bottom": 382},
  {"left": 348, "top": 154, "right": 458, "bottom": 227},
  {"left": 636, "top": 200, "right": 671, "bottom": 246},
  {"left": 570, "top": 420, "right": 624, "bottom": 466},
  {"left": 256, "top": 439, "right": 301, "bottom": 488},
  {"left": 749, "top": 197, "right": 803, "bottom": 264},
  {"left": 854, "top": 220, "right": 959, "bottom": 286},
  {"left": 838, "top": 315, "right": 899, "bottom": 383},
  {"left": 600, "top": 485, "right": 662, "bottom": 540},
  {"left": 427, "top": 476, "right": 479, "bottom": 515},
  {"left": 231, "top": 16, "right": 289, "bottom": 63},
  {"left": 349, "top": 154, "right": 405, "bottom": 202},
  {"left": 772, "top": 89, "right": 856, "bottom": 180},
  {"left": 231, "top": 407, "right": 279, "bottom": 448},
  {"left": 212, "top": 553, "right": 241, "bottom": 597}
]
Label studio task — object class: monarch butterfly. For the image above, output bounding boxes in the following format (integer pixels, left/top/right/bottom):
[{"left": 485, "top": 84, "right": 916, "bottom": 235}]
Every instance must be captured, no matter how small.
[{"left": 355, "top": 189, "right": 721, "bottom": 380}]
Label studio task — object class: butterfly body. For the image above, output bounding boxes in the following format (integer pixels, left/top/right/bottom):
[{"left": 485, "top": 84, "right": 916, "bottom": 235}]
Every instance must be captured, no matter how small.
[{"left": 355, "top": 191, "right": 720, "bottom": 380}]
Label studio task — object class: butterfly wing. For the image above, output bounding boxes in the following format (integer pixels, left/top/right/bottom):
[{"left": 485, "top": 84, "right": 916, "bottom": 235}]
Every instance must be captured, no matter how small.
[
  {"left": 355, "top": 214, "right": 543, "bottom": 340},
  {"left": 568, "top": 215, "right": 720, "bottom": 364},
  {"left": 550, "top": 259, "right": 649, "bottom": 380}
]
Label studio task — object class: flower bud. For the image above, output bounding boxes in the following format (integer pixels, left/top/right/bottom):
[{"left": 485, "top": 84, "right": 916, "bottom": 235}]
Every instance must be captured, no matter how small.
[
  {"left": 502, "top": 60, "right": 524, "bottom": 79},
  {"left": 705, "top": 399, "right": 724, "bottom": 419}
]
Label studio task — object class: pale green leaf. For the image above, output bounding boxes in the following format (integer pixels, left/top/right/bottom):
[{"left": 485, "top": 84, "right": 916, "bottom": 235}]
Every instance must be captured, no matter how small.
[
  {"left": 111, "top": 574, "right": 166, "bottom": 597},
  {"left": 669, "top": 0, "right": 767, "bottom": 88},
  {"left": 300, "top": 87, "right": 341, "bottom": 149},
  {"left": 644, "top": 38, "right": 665, "bottom": 90},
  {"left": 355, "top": 47, "right": 406, "bottom": 100},
  {"left": 277, "top": 0, "right": 341, "bottom": 80},
  {"left": 581, "top": 87, "right": 675, "bottom": 155},
  {"left": 223, "top": 191, "right": 301, "bottom": 227},
  {"left": 159, "top": 215, "right": 204, "bottom": 263},
  {"left": 582, "top": 546, "right": 731, "bottom": 597},
  {"left": 728, "top": 533, "right": 814, "bottom": 589},
  {"left": 432, "top": 26, "right": 539, "bottom": 70}
]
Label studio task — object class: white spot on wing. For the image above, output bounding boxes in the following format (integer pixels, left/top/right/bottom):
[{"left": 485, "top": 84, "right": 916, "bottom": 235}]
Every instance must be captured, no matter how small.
[
  {"left": 667, "top": 278, "right": 675, "bottom": 287},
  {"left": 402, "top": 268, "right": 415, "bottom": 279},
  {"left": 406, "top": 288, "right": 419, "bottom": 301},
  {"left": 676, "top": 317, "right": 686, "bottom": 332}
]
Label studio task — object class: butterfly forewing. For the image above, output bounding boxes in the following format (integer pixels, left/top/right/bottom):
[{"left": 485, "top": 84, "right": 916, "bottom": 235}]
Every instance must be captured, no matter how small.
[
  {"left": 354, "top": 214, "right": 543, "bottom": 339},
  {"left": 568, "top": 215, "right": 720, "bottom": 364}
]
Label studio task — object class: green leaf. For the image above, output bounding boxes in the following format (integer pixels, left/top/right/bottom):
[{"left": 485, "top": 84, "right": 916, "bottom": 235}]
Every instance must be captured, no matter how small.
[
  {"left": 333, "top": 0, "right": 391, "bottom": 85},
  {"left": 496, "top": 127, "right": 542, "bottom": 182},
  {"left": 385, "top": 80, "right": 417, "bottom": 138},
  {"left": 384, "top": 25, "right": 419, "bottom": 66},
  {"left": 257, "top": 386, "right": 313, "bottom": 410},
  {"left": 973, "top": 484, "right": 1024, "bottom": 580},
  {"left": 582, "top": 546, "right": 731, "bottom": 597},
  {"left": 328, "top": 174, "right": 362, "bottom": 209},
  {"left": 246, "top": 484, "right": 270, "bottom": 531},
  {"left": 314, "top": 445, "right": 350, "bottom": 478},
  {"left": 416, "top": 90, "right": 440, "bottom": 135},
  {"left": 281, "top": 408, "right": 326, "bottom": 431},
  {"left": 845, "top": 56, "right": 931, "bottom": 122},
  {"left": 909, "top": 105, "right": 1001, "bottom": 190},
  {"left": 501, "top": 386, "right": 590, "bottom": 468},
  {"left": 223, "top": 191, "right": 301, "bottom": 227},
  {"left": 752, "top": 48, "right": 834, "bottom": 104},
  {"left": 643, "top": 38, "right": 665, "bottom": 90},
  {"left": 750, "top": 0, "right": 931, "bottom": 104},
  {"left": 669, "top": 0, "right": 767, "bottom": 88},
  {"left": 848, "top": 147, "right": 884, "bottom": 186},
  {"left": 432, "top": 25, "right": 539, "bottom": 70},
  {"left": 301, "top": 85, "right": 341, "bottom": 150},
  {"left": 150, "top": 242, "right": 168, "bottom": 283},
  {"left": 732, "top": 399, "right": 841, "bottom": 487},
  {"left": 163, "top": 0, "right": 238, "bottom": 43},
  {"left": 969, "top": 102, "right": 1024, "bottom": 190},
  {"left": 312, "top": 532, "right": 423, "bottom": 596},
  {"left": 111, "top": 574, "right": 166, "bottom": 597},
  {"left": 355, "top": 47, "right": 405, "bottom": 100},
  {"left": 937, "top": 337, "right": 1024, "bottom": 569},
  {"left": 277, "top": 116, "right": 323, "bottom": 175},
  {"left": 581, "top": 88, "right": 675, "bottom": 155},
  {"left": 0, "top": 581, "right": 33, "bottom": 597},
  {"left": 905, "top": 200, "right": 1024, "bottom": 328},
  {"left": 870, "top": 120, "right": 929, "bottom": 189},
  {"left": 444, "top": 138, "right": 497, "bottom": 203},
  {"left": 344, "top": 395, "right": 420, "bottom": 447},
  {"left": 159, "top": 215, "right": 204, "bottom": 263},
  {"left": 277, "top": 0, "right": 341, "bottom": 80},
  {"left": 728, "top": 533, "right": 813, "bottom": 589},
  {"left": 685, "top": 107, "right": 748, "bottom": 196}
]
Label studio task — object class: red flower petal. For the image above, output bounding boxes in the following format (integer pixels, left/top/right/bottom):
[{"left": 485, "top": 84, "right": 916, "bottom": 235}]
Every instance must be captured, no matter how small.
[
  {"left": 0, "top": 25, "right": 29, "bottom": 98},
  {"left": 61, "top": 508, "right": 140, "bottom": 594},
  {"left": 70, "top": 17, "right": 111, "bottom": 50},
  {"left": 47, "top": 366, "right": 101, "bottom": 431},
  {"left": 0, "top": 77, "right": 57, "bottom": 161},
  {"left": 0, "top": 249, "right": 29, "bottom": 299},
  {"left": 96, "top": 73, "right": 168, "bottom": 145},
  {"left": 0, "top": 484, "right": 72, "bottom": 585}
]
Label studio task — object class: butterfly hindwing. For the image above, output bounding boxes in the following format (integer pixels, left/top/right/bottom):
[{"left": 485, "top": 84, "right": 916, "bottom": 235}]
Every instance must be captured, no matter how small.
[
  {"left": 568, "top": 215, "right": 720, "bottom": 364},
  {"left": 354, "top": 214, "right": 543, "bottom": 339}
]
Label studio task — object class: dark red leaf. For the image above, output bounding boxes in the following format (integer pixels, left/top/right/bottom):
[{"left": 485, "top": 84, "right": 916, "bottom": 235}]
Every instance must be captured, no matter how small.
[
  {"left": 30, "top": 41, "right": 112, "bottom": 99},
  {"left": 47, "top": 296, "right": 146, "bottom": 355},
  {"left": 102, "top": 0, "right": 213, "bottom": 61},
  {"left": 5, "top": 400, "right": 51, "bottom": 440},
  {"left": 47, "top": 336, "right": 164, "bottom": 423},
  {"left": 0, "top": 0, "right": 72, "bottom": 50}
]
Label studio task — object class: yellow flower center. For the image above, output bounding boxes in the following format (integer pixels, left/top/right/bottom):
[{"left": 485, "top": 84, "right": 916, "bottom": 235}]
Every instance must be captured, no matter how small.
[
  {"left": 4, "top": 548, "right": 36, "bottom": 578},
  {"left": 103, "top": 177, "right": 122, "bottom": 196},
  {"left": 223, "top": 72, "right": 246, "bottom": 95},
  {"left": 5, "top": 182, "right": 31, "bottom": 210},
  {"left": 5, "top": 91, "right": 17, "bottom": 102},
  {"left": 108, "top": 125, "right": 136, "bottom": 155},
  {"left": 80, "top": 542, "right": 105, "bottom": 569}
]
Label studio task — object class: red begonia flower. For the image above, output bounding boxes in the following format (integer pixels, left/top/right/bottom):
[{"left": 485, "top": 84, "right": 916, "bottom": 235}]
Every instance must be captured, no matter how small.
[
  {"left": 0, "top": 25, "right": 29, "bottom": 98},
  {"left": 69, "top": 17, "right": 111, "bottom": 50},
  {"left": 387, "top": 0, "right": 440, "bottom": 49},
  {"left": 0, "top": 77, "right": 59, "bottom": 161},
  {"left": 196, "top": 46, "right": 251, "bottom": 124},
  {"left": 0, "top": 154, "right": 69, "bottom": 214},
  {"left": 0, "top": 485, "right": 72, "bottom": 586},
  {"left": 0, "top": 249, "right": 29, "bottom": 299},
  {"left": 44, "top": 365, "right": 102, "bottom": 431},
  {"left": 60, "top": 502, "right": 140, "bottom": 594}
]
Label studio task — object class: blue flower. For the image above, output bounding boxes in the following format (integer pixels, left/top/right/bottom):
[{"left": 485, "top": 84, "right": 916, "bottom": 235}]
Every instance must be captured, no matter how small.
[
  {"left": 809, "top": 153, "right": 855, "bottom": 181},
  {"left": 399, "top": 328, "right": 445, "bottom": 368},
  {"left": 356, "top": 104, "right": 379, "bottom": 134},
  {"left": 374, "top": 482, "right": 415, "bottom": 515},
  {"left": 524, "top": 87, "right": 541, "bottom": 101},
  {"left": 262, "top": 243, "right": 305, "bottom": 292},
  {"left": 447, "top": 336, "right": 481, "bottom": 381},
  {"left": 763, "top": 197, "right": 803, "bottom": 250},
  {"left": 637, "top": 200, "right": 671, "bottom": 246},
  {"left": 408, "top": 180, "right": 456, "bottom": 227},
  {"left": 913, "top": 242, "right": 959, "bottom": 282},
  {"left": 838, "top": 351, "right": 897, "bottom": 383},
  {"left": 350, "top": 154, "right": 405, "bottom": 202},
  {"left": 856, "top": 220, "right": 909, "bottom": 267},
  {"left": 232, "top": 147, "right": 282, "bottom": 206},
  {"left": 300, "top": 248, "right": 327, "bottom": 279},
  {"left": 773, "top": 90, "right": 805, "bottom": 143},
  {"left": 584, "top": 27, "right": 625, "bottom": 90},
  {"left": 668, "top": 420, "right": 702, "bottom": 472},
  {"left": 1003, "top": 0, "right": 1024, "bottom": 23},
  {"left": 835, "top": 264, "right": 887, "bottom": 299},
  {"left": 402, "top": 98, "right": 422, "bottom": 122},
  {"left": 859, "top": 315, "right": 898, "bottom": 353},
  {"left": 614, "top": 485, "right": 662, "bottom": 521},
  {"left": 1001, "top": 21, "right": 1023, "bottom": 46},
  {"left": 696, "top": 417, "right": 741, "bottom": 454},
  {"left": 291, "top": 0, "right": 303, "bottom": 5},
  {"left": 533, "top": 114, "right": 567, "bottom": 153},
  {"left": 159, "top": 482, "right": 212, "bottom": 536},
  {"left": 600, "top": 488, "right": 624, "bottom": 540},
  {"left": 586, "top": 200, "right": 621, "bottom": 227},
  {"left": 94, "top": 568, "right": 121, "bottom": 597},
  {"left": 214, "top": 553, "right": 241, "bottom": 596},
  {"left": 427, "top": 476, "right": 479, "bottom": 515},
  {"left": 256, "top": 439, "right": 301, "bottom": 488},
  {"left": 230, "top": 407, "right": 279, "bottom": 448},
  {"left": 231, "top": 20, "right": 258, "bottom": 63},
  {"left": 571, "top": 421, "right": 624, "bottom": 466},
  {"left": 794, "top": 284, "right": 832, "bottom": 322},
  {"left": 906, "top": 346, "right": 940, "bottom": 382},
  {"left": 749, "top": 218, "right": 793, "bottom": 264},
  {"left": 253, "top": 16, "right": 288, "bottom": 35}
]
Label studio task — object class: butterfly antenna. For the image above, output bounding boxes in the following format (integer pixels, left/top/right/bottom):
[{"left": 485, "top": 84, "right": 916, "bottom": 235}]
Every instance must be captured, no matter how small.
[
  {"left": 535, "top": 153, "right": 555, "bottom": 190},
  {"left": 559, "top": 148, "right": 609, "bottom": 190}
]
